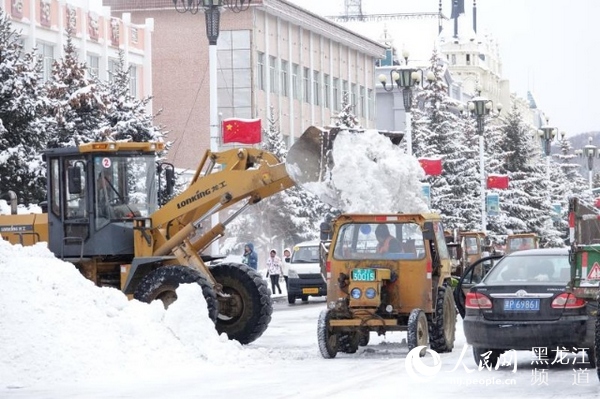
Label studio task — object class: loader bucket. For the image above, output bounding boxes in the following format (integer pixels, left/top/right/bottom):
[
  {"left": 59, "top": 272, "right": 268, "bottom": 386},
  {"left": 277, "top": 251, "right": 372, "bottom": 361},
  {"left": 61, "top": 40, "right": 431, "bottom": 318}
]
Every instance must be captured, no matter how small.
[{"left": 286, "top": 126, "right": 403, "bottom": 206}]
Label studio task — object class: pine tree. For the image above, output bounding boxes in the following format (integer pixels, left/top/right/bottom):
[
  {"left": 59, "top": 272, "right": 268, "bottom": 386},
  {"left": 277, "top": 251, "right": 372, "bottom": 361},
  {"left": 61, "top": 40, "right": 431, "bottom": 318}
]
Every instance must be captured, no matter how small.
[
  {"left": 334, "top": 91, "right": 360, "bottom": 128},
  {"left": 103, "top": 50, "right": 164, "bottom": 142},
  {"left": 44, "top": 29, "right": 112, "bottom": 147},
  {"left": 0, "top": 9, "right": 48, "bottom": 204},
  {"left": 494, "top": 104, "right": 563, "bottom": 247}
]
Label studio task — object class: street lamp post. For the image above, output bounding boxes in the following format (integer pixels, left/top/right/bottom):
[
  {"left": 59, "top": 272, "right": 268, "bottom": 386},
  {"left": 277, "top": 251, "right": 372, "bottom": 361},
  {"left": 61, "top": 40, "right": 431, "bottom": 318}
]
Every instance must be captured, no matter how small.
[
  {"left": 575, "top": 137, "right": 599, "bottom": 191},
  {"left": 378, "top": 50, "right": 431, "bottom": 156},
  {"left": 462, "top": 86, "right": 502, "bottom": 234},
  {"left": 174, "top": 0, "right": 252, "bottom": 255},
  {"left": 538, "top": 117, "right": 559, "bottom": 183}
]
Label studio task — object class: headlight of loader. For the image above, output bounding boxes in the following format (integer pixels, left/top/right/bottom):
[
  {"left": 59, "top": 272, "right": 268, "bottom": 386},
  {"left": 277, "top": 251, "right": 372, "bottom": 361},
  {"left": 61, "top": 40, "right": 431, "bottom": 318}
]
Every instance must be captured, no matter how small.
[
  {"left": 365, "top": 287, "right": 377, "bottom": 299},
  {"left": 288, "top": 269, "right": 299, "bottom": 278},
  {"left": 350, "top": 288, "right": 362, "bottom": 299}
]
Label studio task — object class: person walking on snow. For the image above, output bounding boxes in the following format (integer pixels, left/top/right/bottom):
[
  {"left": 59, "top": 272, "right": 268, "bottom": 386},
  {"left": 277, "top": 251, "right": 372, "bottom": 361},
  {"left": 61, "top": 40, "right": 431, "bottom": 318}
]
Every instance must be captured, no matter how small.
[
  {"left": 282, "top": 248, "right": 291, "bottom": 289},
  {"left": 242, "top": 243, "right": 258, "bottom": 271},
  {"left": 266, "top": 249, "right": 283, "bottom": 295}
]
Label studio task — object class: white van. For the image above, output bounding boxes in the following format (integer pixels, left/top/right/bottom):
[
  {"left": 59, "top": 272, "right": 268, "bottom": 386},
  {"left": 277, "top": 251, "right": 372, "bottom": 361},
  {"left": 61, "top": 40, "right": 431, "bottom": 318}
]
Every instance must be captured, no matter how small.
[{"left": 287, "top": 240, "right": 327, "bottom": 304}]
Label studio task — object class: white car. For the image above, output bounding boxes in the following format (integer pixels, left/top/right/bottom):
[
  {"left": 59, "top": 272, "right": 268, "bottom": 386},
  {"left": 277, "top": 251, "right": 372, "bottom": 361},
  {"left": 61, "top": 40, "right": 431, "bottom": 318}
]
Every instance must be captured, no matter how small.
[{"left": 287, "top": 240, "right": 327, "bottom": 304}]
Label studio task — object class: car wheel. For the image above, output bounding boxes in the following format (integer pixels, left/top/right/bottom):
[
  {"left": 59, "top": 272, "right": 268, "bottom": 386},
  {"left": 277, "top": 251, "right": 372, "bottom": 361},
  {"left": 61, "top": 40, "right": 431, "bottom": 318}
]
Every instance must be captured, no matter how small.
[
  {"left": 429, "top": 285, "right": 457, "bottom": 353},
  {"left": 472, "top": 347, "right": 501, "bottom": 368},
  {"left": 317, "top": 309, "right": 338, "bottom": 358},
  {"left": 287, "top": 294, "right": 296, "bottom": 304},
  {"left": 407, "top": 308, "right": 429, "bottom": 353}
]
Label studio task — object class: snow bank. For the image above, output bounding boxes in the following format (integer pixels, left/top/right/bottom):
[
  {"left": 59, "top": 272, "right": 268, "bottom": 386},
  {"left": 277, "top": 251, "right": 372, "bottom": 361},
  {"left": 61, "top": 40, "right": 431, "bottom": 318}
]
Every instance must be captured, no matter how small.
[{"left": 0, "top": 240, "right": 259, "bottom": 388}]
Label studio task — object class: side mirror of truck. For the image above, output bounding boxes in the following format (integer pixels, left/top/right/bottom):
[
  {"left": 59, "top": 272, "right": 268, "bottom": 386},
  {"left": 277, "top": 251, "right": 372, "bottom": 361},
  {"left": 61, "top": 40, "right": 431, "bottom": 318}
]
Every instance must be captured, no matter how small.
[
  {"left": 165, "top": 167, "right": 175, "bottom": 197},
  {"left": 68, "top": 165, "right": 83, "bottom": 194}
]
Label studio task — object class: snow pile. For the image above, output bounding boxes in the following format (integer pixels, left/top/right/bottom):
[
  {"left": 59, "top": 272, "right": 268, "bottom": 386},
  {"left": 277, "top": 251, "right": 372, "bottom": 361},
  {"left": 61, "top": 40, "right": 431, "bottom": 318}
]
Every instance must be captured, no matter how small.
[
  {"left": 330, "top": 130, "right": 428, "bottom": 213},
  {"left": 0, "top": 240, "right": 259, "bottom": 388}
]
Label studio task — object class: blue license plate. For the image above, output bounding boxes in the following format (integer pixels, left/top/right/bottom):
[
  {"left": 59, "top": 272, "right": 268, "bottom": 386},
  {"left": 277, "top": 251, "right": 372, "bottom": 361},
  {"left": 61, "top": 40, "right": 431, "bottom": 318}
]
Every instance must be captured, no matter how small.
[
  {"left": 503, "top": 298, "right": 540, "bottom": 311},
  {"left": 351, "top": 268, "right": 376, "bottom": 281}
]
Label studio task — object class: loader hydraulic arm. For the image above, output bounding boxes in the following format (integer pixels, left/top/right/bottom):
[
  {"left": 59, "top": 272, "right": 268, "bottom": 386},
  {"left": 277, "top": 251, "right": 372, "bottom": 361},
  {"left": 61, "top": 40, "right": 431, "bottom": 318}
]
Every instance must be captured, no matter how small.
[{"left": 144, "top": 147, "right": 294, "bottom": 258}]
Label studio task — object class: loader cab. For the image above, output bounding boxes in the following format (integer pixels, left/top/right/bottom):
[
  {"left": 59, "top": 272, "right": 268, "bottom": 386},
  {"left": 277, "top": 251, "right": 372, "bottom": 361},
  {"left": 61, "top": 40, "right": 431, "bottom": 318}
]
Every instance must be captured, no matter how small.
[{"left": 44, "top": 142, "right": 163, "bottom": 260}]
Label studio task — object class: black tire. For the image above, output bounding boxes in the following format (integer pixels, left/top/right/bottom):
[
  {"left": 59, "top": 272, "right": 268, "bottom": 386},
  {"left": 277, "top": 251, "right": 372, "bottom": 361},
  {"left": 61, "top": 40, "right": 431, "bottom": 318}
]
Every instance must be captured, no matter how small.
[
  {"left": 596, "top": 297, "right": 600, "bottom": 380},
  {"left": 407, "top": 308, "right": 429, "bottom": 353},
  {"left": 317, "top": 309, "right": 338, "bottom": 358},
  {"left": 287, "top": 294, "right": 296, "bottom": 305},
  {"left": 339, "top": 332, "right": 360, "bottom": 354},
  {"left": 133, "top": 265, "right": 218, "bottom": 321},
  {"left": 301, "top": 295, "right": 309, "bottom": 302},
  {"left": 210, "top": 263, "right": 273, "bottom": 345},
  {"left": 429, "top": 286, "right": 457, "bottom": 353},
  {"left": 472, "top": 347, "right": 501, "bottom": 368},
  {"left": 358, "top": 330, "right": 370, "bottom": 347}
]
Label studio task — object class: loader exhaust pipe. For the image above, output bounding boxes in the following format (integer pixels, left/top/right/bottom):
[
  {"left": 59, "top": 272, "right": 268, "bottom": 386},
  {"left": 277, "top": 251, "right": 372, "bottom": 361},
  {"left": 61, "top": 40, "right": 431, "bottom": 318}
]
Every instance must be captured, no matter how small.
[{"left": 0, "top": 190, "right": 18, "bottom": 215}]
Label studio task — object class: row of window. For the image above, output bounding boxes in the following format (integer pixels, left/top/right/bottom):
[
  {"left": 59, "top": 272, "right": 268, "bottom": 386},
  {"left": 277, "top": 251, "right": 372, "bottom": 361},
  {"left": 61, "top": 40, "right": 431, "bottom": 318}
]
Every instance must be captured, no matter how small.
[
  {"left": 256, "top": 52, "right": 374, "bottom": 118},
  {"left": 37, "top": 41, "right": 138, "bottom": 96}
]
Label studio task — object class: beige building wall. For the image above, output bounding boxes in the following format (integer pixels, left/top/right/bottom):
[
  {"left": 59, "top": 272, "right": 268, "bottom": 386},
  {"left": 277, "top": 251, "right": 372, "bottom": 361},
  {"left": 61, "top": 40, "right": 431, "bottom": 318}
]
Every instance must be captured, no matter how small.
[{"left": 103, "top": 0, "right": 385, "bottom": 170}]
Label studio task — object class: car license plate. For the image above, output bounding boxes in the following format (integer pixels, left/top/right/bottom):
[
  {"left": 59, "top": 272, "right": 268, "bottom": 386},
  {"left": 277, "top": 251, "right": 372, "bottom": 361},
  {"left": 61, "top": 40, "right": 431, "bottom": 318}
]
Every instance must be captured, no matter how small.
[
  {"left": 302, "top": 288, "right": 319, "bottom": 294},
  {"left": 503, "top": 298, "right": 540, "bottom": 311},
  {"left": 351, "top": 268, "right": 376, "bottom": 282}
]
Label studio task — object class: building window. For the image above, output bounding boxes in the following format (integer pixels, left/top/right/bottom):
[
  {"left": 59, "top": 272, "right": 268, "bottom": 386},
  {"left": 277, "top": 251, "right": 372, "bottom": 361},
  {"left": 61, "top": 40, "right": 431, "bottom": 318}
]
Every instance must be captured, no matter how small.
[
  {"left": 292, "top": 63, "right": 300, "bottom": 100},
  {"left": 324, "top": 74, "right": 330, "bottom": 108},
  {"left": 257, "top": 52, "right": 265, "bottom": 91},
  {"left": 303, "top": 67, "right": 310, "bottom": 103},
  {"left": 466, "top": 54, "right": 471, "bottom": 65},
  {"left": 359, "top": 86, "right": 365, "bottom": 118},
  {"left": 280, "top": 60, "right": 289, "bottom": 97},
  {"left": 37, "top": 42, "right": 54, "bottom": 82},
  {"left": 269, "top": 56, "right": 277, "bottom": 94},
  {"left": 313, "top": 71, "right": 320, "bottom": 106},
  {"left": 108, "top": 58, "right": 119, "bottom": 83},
  {"left": 351, "top": 83, "right": 357, "bottom": 114},
  {"left": 342, "top": 80, "right": 349, "bottom": 97},
  {"left": 451, "top": 54, "right": 456, "bottom": 65},
  {"left": 129, "top": 65, "right": 137, "bottom": 97},
  {"left": 333, "top": 77, "right": 339, "bottom": 111},
  {"left": 86, "top": 54, "right": 99, "bottom": 79},
  {"left": 367, "top": 88, "right": 374, "bottom": 119}
]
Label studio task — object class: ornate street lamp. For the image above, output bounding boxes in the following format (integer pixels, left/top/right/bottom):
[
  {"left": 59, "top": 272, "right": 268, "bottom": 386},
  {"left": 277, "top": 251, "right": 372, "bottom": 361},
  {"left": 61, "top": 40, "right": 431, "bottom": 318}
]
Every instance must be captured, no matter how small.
[
  {"left": 378, "top": 50, "right": 432, "bottom": 155},
  {"left": 575, "top": 137, "right": 599, "bottom": 191},
  {"left": 459, "top": 85, "right": 502, "bottom": 233},
  {"left": 173, "top": 0, "right": 252, "bottom": 255}
]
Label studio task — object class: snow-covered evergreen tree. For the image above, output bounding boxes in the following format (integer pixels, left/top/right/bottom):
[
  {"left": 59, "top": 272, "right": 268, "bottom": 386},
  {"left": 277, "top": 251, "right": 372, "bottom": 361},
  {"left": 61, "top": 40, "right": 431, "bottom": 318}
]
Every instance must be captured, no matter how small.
[
  {"left": 411, "top": 50, "right": 480, "bottom": 231},
  {"left": 494, "top": 104, "right": 563, "bottom": 247},
  {"left": 0, "top": 10, "right": 48, "bottom": 204},
  {"left": 102, "top": 50, "right": 165, "bottom": 142},
  {"left": 44, "top": 29, "right": 112, "bottom": 147},
  {"left": 334, "top": 91, "right": 360, "bottom": 128}
]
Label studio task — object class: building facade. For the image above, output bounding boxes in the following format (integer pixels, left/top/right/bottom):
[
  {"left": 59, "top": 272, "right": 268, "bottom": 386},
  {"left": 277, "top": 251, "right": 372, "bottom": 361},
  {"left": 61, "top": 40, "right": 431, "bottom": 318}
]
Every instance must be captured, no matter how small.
[
  {"left": 103, "top": 0, "right": 386, "bottom": 170},
  {"left": 4, "top": 0, "right": 154, "bottom": 102}
]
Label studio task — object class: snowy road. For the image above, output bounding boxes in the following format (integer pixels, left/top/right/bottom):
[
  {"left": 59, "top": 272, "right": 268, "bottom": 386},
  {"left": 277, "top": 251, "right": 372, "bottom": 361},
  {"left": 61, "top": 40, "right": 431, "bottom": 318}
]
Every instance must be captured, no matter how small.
[{"left": 4, "top": 296, "right": 599, "bottom": 398}]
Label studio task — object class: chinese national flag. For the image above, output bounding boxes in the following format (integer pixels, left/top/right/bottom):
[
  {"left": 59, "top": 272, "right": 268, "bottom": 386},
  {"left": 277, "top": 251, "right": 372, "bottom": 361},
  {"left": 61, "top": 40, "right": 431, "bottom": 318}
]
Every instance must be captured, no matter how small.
[
  {"left": 418, "top": 158, "right": 443, "bottom": 176},
  {"left": 222, "top": 118, "right": 262, "bottom": 144},
  {"left": 487, "top": 174, "right": 509, "bottom": 189}
]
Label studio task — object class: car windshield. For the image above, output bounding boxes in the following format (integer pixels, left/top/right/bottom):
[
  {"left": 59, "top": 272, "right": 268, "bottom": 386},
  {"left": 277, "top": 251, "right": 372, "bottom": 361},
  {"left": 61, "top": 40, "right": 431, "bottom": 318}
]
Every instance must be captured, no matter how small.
[
  {"left": 291, "top": 246, "right": 320, "bottom": 263},
  {"left": 483, "top": 253, "right": 570, "bottom": 284}
]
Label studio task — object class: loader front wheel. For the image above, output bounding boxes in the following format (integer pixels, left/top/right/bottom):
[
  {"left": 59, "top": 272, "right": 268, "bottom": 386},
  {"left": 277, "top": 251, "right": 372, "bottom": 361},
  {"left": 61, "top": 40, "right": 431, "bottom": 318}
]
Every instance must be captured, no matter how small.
[
  {"left": 210, "top": 263, "right": 273, "bottom": 345},
  {"left": 133, "top": 265, "right": 218, "bottom": 321},
  {"left": 407, "top": 308, "right": 429, "bottom": 353}
]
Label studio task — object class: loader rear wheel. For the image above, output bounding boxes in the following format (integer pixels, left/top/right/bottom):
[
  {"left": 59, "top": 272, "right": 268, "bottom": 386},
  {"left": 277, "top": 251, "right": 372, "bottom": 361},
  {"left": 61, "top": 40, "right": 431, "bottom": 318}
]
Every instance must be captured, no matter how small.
[
  {"left": 358, "top": 330, "right": 370, "bottom": 347},
  {"left": 210, "top": 263, "right": 272, "bottom": 345},
  {"left": 407, "top": 308, "right": 429, "bottom": 353},
  {"left": 595, "top": 297, "right": 600, "bottom": 381},
  {"left": 133, "top": 265, "right": 218, "bottom": 321},
  {"left": 429, "top": 286, "right": 457, "bottom": 353},
  {"left": 317, "top": 309, "right": 338, "bottom": 358}
]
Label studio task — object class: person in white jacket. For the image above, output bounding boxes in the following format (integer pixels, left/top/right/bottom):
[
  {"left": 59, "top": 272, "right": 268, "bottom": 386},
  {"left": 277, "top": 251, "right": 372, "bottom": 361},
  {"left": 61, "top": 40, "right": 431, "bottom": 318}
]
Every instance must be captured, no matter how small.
[
  {"left": 282, "top": 248, "right": 291, "bottom": 289},
  {"left": 266, "top": 249, "right": 283, "bottom": 295}
]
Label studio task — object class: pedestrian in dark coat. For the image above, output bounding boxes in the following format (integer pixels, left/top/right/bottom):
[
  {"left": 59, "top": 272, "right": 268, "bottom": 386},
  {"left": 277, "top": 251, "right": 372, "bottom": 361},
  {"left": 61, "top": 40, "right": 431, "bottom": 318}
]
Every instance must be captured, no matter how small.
[{"left": 242, "top": 243, "right": 258, "bottom": 270}]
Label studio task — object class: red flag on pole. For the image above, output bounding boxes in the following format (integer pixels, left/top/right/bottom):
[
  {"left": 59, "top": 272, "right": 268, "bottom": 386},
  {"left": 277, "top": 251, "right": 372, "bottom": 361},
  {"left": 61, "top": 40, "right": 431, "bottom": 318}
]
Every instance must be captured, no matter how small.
[
  {"left": 222, "top": 118, "right": 262, "bottom": 144},
  {"left": 487, "top": 174, "right": 509, "bottom": 189},
  {"left": 418, "top": 158, "right": 443, "bottom": 176}
]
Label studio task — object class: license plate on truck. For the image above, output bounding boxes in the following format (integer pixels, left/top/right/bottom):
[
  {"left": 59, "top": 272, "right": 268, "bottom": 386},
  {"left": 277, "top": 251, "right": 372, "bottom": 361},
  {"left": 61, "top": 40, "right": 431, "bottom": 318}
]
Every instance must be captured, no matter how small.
[
  {"left": 351, "top": 268, "right": 376, "bottom": 282},
  {"left": 503, "top": 298, "right": 540, "bottom": 311},
  {"left": 302, "top": 288, "right": 319, "bottom": 294}
]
